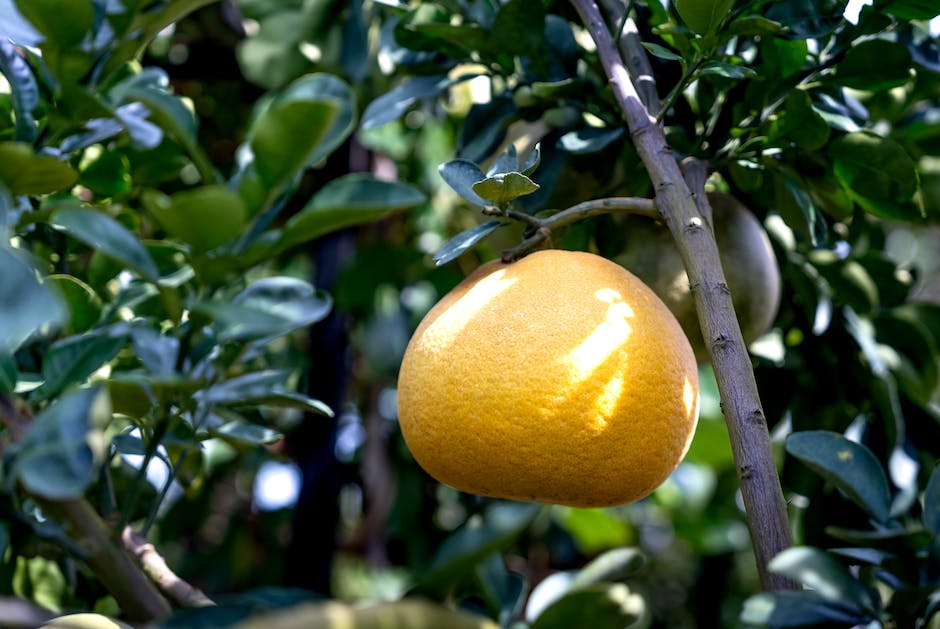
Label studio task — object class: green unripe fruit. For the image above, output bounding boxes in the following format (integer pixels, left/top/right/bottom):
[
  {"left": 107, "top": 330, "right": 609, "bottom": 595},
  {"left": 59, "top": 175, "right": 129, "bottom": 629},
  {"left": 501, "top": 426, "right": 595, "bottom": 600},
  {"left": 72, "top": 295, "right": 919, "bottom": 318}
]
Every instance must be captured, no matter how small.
[{"left": 616, "top": 192, "right": 781, "bottom": 361}]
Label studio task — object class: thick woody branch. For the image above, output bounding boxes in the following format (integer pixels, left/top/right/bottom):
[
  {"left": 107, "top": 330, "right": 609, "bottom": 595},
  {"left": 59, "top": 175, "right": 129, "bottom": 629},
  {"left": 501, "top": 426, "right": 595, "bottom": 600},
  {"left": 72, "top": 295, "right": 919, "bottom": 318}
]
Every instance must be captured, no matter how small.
[{"left": 570, "top": 0, "right": 795, "bottom": 591}]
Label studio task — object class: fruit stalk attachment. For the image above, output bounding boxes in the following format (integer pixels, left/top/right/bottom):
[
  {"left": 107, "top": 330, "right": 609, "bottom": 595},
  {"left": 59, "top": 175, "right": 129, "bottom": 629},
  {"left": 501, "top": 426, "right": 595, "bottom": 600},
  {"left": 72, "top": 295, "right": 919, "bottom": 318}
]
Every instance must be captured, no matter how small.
[{"left": 570, "top": 0, "right": 796, "bottom": 591}]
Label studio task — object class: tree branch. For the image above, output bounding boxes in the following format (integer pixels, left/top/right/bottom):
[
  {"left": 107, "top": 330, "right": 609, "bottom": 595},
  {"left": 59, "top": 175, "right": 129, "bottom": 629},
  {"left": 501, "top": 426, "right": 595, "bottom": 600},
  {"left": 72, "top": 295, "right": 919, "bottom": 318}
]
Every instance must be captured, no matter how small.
[
  {"left": 0, "top": 394, "right": 173, "bottom": 622},
  {"left": 570, "top": 0, "right": 795, "bottom": 591},
  {"left": 122, "top": 527, "right": 216, "bottom": 608},
  {"left": 500, "top": 197, "right": 657, "bottom": 261}
]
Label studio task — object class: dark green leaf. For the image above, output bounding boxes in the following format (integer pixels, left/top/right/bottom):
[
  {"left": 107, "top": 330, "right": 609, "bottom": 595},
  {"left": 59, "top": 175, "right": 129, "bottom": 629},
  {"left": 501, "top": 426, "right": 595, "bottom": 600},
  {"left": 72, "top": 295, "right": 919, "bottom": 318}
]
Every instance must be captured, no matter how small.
[
  {"left": 0, "top": 247, "right": 67, "bottom": 353},
  {"left": 0, "top": 41, "right": 39, "bottom": 141},
  {"left": 924, "top": 464, "right": 940, "bottom": 535},
  {"left": 874, "top": 311, "right": 939, "bottom": 405},
  {"left": 80, "top": 150, "right": 131, "bottom": 197},
  {"left": 0, "top": 353, "right": 17, "bottom": 394},
  {"left": 675, "top": 0, "right": 735, "bottom": 35},
  {"left": 699, "top": 61, "right": 757, "bottom": 79},
  {"left": 199, "top": 371, "right": 289, "bottom": 405},
  {"left": 0, "top": 142, "right": 79, "bottom": 195},
  {"left": 439, "top": 159, "right": 489, "bottom": 206},
  {"left": 194, "top": 277, "right": 331, "bottom": 341},
  {"left": 530, "top": 584, "right": 646, "bottom": 629},
  {"left": 433, "top": 220, "right": 505, "bottom": 266},
  {"left": 781, "top": 172, "right": 827, "bottom": 246},
  {"left": 14, "top": 0, "right": 93, "bottom": 47},
  {"left": 279, "top": 175, "right": 424, "bottom": 249},
  {"left": 211, "top": 420, "right": 283, "bottom": 445},
  {"left": 492, "top": 0, "right": 545, "bottom": 56},
  {"left": 741, "top": 591, "right": 871, "bottom": 626},
  {"left": 768, "top": 547, "right": 876, "bottom": 609},
  {"left": 37, "top": 330, "right": 126, "bottom": 400},
  {"left": 473, "top": 172, "right": 539, "bottom": 204},
  {"left": 361, "top": 75, "right": 451, "bottom": 130},
  {"left": 225, "top": 391, "right": 332, "bottom": 416},
  {"left": 781, "top": 90, "right": 830, "bottom": 151},
  {"left": 786, "top": 430, "right": 892, "bottom": 523},
  {"left": 641, "top": 42, "right": 683, "bottom": 61},
  {"left": 113, "top": 433, "right": 147, "bottom": 456},
  {"left": 114, "top": 68, "right": 198, "bottom": 141},
  {"left": 46, "top": 275, "right": 102, "bottom": 334},
  {"left": 765, "top": 0, "right": 845, "bottom": 39},
  {"left": 834, "top": 39, "right": 913, "bottom": 91},
  {"left": 145, "top": 186, "right": 247, "bottom": 251},
  {"left": 130, "top": 327, "right": 179, "bottom": 376},
  {"left": 559, "top": 128, "right": 625, "bottom": 154},
  {"left": 830, "top": 132, "right": 920, "bottom": 218},
  {"left": 875, "top": 0, "right": 939, "bottom": 20},
  {"left": 275, "top": 73, "right": 356, "bottom": 169},
  {"left": 476, "top": 554, "right": 527, "bottom": 627},
  {"left": 14, "top": 387, "right": 110, "bottom": 500},
  {"left": 49, "top": 207, "right": 161, "bottom": 282},
  {"left": 418, "top": 502, "right": 540, "bottom": 590}
]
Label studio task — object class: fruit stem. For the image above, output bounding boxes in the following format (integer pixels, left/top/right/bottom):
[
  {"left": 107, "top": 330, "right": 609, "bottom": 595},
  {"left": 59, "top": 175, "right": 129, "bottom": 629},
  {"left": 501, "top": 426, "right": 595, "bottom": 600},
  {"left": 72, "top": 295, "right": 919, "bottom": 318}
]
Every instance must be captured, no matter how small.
[
  {"left": 571, "top": 0, "right": 797, "bottom": 592},
  {"left": 501, "top": 197, "right": 657, "bottom": 261}
]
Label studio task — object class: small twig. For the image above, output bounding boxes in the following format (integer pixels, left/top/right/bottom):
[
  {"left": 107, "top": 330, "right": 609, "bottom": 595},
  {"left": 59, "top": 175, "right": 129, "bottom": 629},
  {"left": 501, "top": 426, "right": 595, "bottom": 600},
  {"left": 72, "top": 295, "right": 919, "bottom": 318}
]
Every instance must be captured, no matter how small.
[
  {"left": 501, "top": 197, "right": 657, "bottom": 261},
  {"left": 122, "top": 527, "right": 215, "bottom": 608}
]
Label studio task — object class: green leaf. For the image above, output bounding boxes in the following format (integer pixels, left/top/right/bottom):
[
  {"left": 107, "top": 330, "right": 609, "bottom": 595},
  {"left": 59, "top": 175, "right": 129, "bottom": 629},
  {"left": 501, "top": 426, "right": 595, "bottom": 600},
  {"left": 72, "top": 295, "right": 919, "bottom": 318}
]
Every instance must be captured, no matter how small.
[
  {"left": 14, "top": 0, "right": 93, "bottom": 47},
  {"left": 14, "top": 387, "right": 110, "bottom": 500},
  {"left": 924, "top": 464, "right": 940, "bottom": 535},
  {"left": 781, "top": 90, "right": 830, "bottom": 151},
  {"left": 361, "top": 75, "right": 451, "bottom": 130},
  {"left": 198, "top": 370, "right": 331, "bottom": 416},
  {"left": 439, "top": 159, "right": 489, "bottom": 206},
  {"left": 250, "top": 99, "right": 338, "bottom": 189},
  {"left": 530, "top": 584, "right": 646, "bottom": 629},
  {"left": 641, "top": 42, "right": 683, "bottom": 61},
  {"left": 146, "top": 186, "right": 247, "bottom": 251},
  {"left": 472, "top": 172, "right": 540, "bottom": 204},
  {"left": 249, "top": 74, "right": 355, "bottom": 192},
  {"left": 699, "top": 60, "right": 757, "bottom": 79},
  {"left": 211, "top": 420, "right": 283, "bottom": 445},
  {"left": 476, "top": 554, "right": 528, "bottom": 627},
  {"left": 194, "top": 277, "right": 331, "bottom": 342},
  {"left": 0, "top": 247, "right": 67, "bottom": 353},
  {"left": 769, "top": 547, "right": 876, "bottom": 609},
  {"left": 492, "top": 0, "right": 545, "bottom": 56},
  {"left": 786, "top": 430, "right": 892, "bottom": 523},
  {"left": 876, "top": 0, "right": 940, "bottom": 19},
  {"left": 570, "top": 548, "right": 646, "bottom": 589},
  {"left": 741, "top": 591, "right": 871, "bottom": 627},
  {"left": 46, "top": 275, "right": 102, "bottom": 334},
  {"left": 676, "top": 0, "right": 736, "bottom": 35},
  {"left": 552, "top": 507, "right": 633, "bottom": 555},
  {"left": 36, "top": 330, "right": 126, "bottom": 400},
  {"left": 0, "top": 142, "right": 79, "bottom": 195},
  {"left": 433, "top": 220, "right": 505, "bottom": 266},
  {"left": 830, "top": 132, "right": 920, "bottom": 219},
  {"left": 874, "top": 311, "right": 939, "bottom": 405},
  {"left": 834, "top": 39, "right": 913, "bottom": 91},
  {"left": 558, "top": 128, "right": 625, "bottom": 154},
  {"left": 765, "top": 0, "right": 845, "bottom": 39},
  {"left": 49, "top": 207, "right": 161, "bottom": 282},
  {"left": 0, "top": 353, "right": 17, "bottom": 394},
  {"left": 727, "top": 15, "right": 783, "bottom": 36},
  {"left": 279, "top": 174, "right": 426, "bottom": 250},
  {"left": 418, "top": 502, "right": 541, "bottom": 591},
  {"left": 0, "top": 42, "right": 39, "bottom": 141}
]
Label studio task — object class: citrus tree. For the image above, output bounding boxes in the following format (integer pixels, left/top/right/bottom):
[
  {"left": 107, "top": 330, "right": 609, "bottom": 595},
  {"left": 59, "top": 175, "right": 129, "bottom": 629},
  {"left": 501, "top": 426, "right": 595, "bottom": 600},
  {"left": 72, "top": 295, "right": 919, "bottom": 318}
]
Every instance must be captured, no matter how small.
[{"left": 1, "top": 0, "right": 940, "bottom": 628}]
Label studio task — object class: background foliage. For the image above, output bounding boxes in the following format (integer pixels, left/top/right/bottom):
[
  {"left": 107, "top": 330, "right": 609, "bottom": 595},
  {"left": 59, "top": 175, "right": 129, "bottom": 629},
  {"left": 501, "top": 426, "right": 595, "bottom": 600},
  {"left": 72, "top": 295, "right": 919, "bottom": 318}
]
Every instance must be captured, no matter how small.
[{"left": 0, "top": 0, "right": 939, "bottom": 627}]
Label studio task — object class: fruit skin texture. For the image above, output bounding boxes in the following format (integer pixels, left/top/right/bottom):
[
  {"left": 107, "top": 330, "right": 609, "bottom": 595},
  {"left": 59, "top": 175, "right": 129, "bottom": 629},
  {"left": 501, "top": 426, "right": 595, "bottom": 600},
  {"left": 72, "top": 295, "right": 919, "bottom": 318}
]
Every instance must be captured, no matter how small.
[
  {"left": 397, "top": 249, "right": 700, "bottom": 508},
  {"left": 616, "top": 192, "right": 781, "bottom": 362}
]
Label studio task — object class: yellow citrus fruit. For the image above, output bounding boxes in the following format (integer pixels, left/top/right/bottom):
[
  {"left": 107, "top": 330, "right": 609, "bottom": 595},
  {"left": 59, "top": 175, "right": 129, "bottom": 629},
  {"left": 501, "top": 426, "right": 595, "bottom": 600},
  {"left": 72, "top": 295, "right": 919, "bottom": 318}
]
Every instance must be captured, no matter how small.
[{"left": 397, "top": 249, "right": 700, "bottom": 508}]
